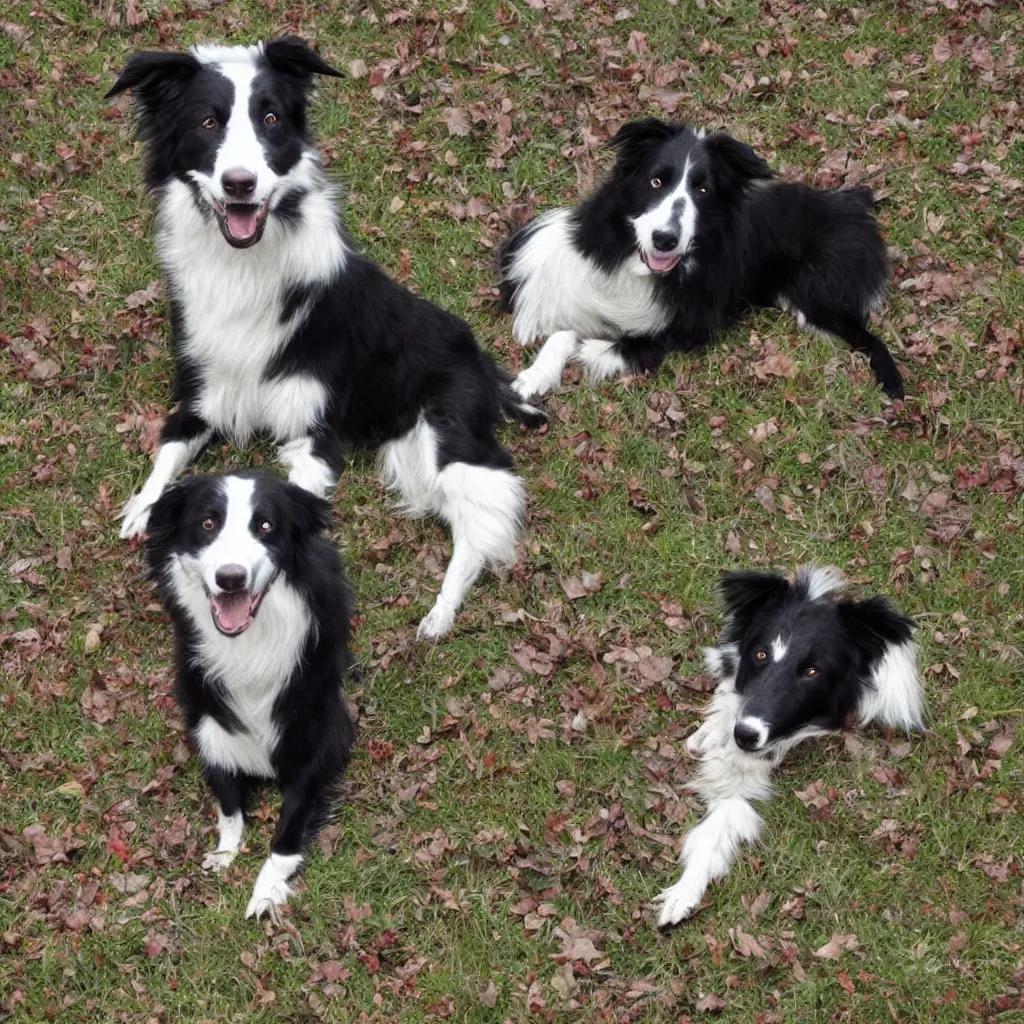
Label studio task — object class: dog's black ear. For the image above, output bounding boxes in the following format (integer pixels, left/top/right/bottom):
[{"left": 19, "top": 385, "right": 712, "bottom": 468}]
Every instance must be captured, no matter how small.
[
  {"left": 838, "top": 596, "right": 923, "bottom": 731},
  {"left": 144, "top": 476, "right": 199, "bottom": 556},
  {"left": 607, "top": 118, "right": 683, "bottom": 176},
  {"left": 284, "top": 482, "right": 334, "bottom": 538},
  {"left": 106, "top": 50, "right": 202, "bottom": 101},
  {"left": 719, "top": 570, "right": 790, "bottom": 637},
  {"left": 264, "top": 36, "right": 344, "bottom": 82},
  {"left": 837, "top": 596, "right": 914, "bottom": 667},
  {"left": 704, "top": 132, "right": 773, "bottom": 184}
]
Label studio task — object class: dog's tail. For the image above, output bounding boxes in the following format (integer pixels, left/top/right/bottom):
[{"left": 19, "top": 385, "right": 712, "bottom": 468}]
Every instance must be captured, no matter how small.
[{"left": 499, "top": 382, "right": 548, "bottom": 430}]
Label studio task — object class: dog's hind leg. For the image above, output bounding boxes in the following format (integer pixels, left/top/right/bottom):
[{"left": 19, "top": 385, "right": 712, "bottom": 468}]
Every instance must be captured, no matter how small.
[
  {"left": 798, "top": 309, "right": 905, "bottom": 400},
  {"left": 513, "top": 330, "right": 579, "bottom": 399},
  {"left": 417, "top": 463, "right": 525, "bottom": 640},
  {"left": 120, "top": 408, "right": 213, "bottom": 540},
  {"left": 571, "top": 338, "right": 630, "bottom": 383}
]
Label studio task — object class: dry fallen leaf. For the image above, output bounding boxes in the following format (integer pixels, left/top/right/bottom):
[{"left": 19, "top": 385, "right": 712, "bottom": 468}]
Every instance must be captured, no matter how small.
[{"left": 812, "top": 932, "right": 860, "bottom": 960}]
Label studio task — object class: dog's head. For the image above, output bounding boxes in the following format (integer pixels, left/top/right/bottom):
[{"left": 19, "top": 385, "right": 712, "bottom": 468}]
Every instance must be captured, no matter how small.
[
  {"left": 605, "top": 118, "right": 772, "bottom": 275},
  {"left": 705, "top": 566, "right": 922, "bottom": 754},
  {"left": 145, "top": 471, "right": 332, "bottom": 637},
  {"left": 107, "top": 37, "right": 342, "bottom": 249}
]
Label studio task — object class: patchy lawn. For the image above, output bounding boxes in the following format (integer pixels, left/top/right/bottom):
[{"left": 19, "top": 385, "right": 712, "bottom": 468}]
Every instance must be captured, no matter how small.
[{"left": 1, "top": 0, "right": 1023, "bottom": 1021}]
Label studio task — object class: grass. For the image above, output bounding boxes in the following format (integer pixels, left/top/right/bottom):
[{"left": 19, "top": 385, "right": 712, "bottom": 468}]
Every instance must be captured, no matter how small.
[{"left": 2, "top": 0, "right": 1023, "bottom": 1021}]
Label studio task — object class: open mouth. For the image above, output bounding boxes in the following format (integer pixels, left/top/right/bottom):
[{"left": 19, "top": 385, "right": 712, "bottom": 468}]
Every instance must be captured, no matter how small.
[
  {"left": 208, "top": 586, "right": 269, "bottom": 636},
  {"left": 641, "top": 249, "right": 682, "bottom": 274},
  {"left": 211, "top": 197, "right": 271, "bottom": 249}
]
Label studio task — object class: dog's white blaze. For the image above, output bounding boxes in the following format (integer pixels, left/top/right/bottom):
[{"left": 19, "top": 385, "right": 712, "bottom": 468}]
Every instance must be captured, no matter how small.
[
  {"left": 771, "top": 635, "right": 788, "bottom": 663},
  {"left": 380, "top": 419, "right": 524, "bottom": 638},
  {"left": 246, "top": 851, "right": 303, "bottom": 919},
  {"left": 198, "top": 476, "right": 274, "bottom": 595},
  {"left": 506, "top": 209, "right": 669, "bottom": 347},
  {"left": 214, "top": 60, "right": 276, "bottom": 203},
  {"left": 630, "top": 158, "right": 696, "bottom": 261},
  {"left": 858, "top": 641, "right": 924, "bottom": 732}
]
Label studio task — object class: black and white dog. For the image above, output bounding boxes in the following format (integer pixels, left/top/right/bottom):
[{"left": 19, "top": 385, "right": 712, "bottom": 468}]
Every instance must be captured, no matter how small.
[
  {"left": 108, "top": 38, "right": 545, "bottom": 639},
  {"left": 145, "top": 470, "right": 355, "bottom": 921},
  {"left": 499, "top": 118, "right": 905, "bottom": 402},
  {"left": 654, "top": 565, "right": 923, "bottom": 927}
]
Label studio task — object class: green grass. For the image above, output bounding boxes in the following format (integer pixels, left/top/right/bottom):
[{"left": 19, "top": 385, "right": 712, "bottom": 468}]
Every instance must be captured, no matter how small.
[{"left": 2, "top": 1, "right": 1023, "bottom": 1021}]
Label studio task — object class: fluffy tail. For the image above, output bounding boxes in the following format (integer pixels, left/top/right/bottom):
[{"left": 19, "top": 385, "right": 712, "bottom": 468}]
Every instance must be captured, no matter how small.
[{"left": 498, "top": 379, "right": 548, "bottom": 430}]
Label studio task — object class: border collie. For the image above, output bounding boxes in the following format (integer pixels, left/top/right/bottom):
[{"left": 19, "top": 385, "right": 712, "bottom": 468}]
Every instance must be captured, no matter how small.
[
  {"left": 498, "top": 118, "right": 905, "bottom": 402},
  {"left": 654, "top": 565, "right": 923, "bottom": 928},
  {"left": 108, "top": 38, "right": 545, "bottom": 639},
  {"left": 145, "top": 470, "right": 355, "bottom": 921}
]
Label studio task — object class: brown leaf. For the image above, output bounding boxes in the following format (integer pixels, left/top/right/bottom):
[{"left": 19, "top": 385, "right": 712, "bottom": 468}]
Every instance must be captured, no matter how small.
[
  {"left": 28, "top": 358, "right": 60, "bottom": 381},
  {"left": 729, "top": 926, "right": 765, "bottom": 958},
  {"left": 81, "top": 678, "right": 115, "bottom": 724},
  {"left": 124, "top": 280, "right": 161, "bottom": 309},
  {"left": 932, "top": 37, "right": 952, "bottom": 63},
  {"left": 479, "top": 979, "right": 499, "bottom": 1008},
  {"left": 637, "top": 654, "right": 673, "bottom": 683},
  {"left": 442, "top": 107, "right": 470, "bottom": 137},
  {"left": 695, "top": 993, "right": 727, "bottom": 1012},
  {"left": 22, "top": 825, "right": 70, "bottom": 865},
  {"left": 751, "top": 353, "right": 796, "bottom": 380},
  {"left": 837, "top": 970, "right": 855, "bottom": 994},
  {"left": 812, "top": 932, "right": 859, "bottom": 960},
  {"left": 988, "top": 726, "right": 1014, "bottom": 758}
]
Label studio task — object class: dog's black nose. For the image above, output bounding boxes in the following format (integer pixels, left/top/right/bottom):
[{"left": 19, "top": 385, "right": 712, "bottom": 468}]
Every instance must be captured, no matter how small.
[
  {"left": 733, "top": 722, "right": 762, "bottom": 750},
  {"left": 651, "top": 228, "right": 679, "bottom": 253},
  {"left": 215, "top": 564, "right": 248, "bottom": 593},
  {"left": 221, "top": 168, "right": 257, "bottom": 201}
]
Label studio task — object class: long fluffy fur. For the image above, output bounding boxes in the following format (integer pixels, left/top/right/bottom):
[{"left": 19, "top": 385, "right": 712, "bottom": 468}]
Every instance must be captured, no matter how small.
[
  {"left": 654, "top": 565, "right": 924, "bottom": 927},
  {"left": 108, "top": 38, "right": 545, "bottom": 638},
  {"left": 145, "top": 470, "right": 355, "bottom": 920},
  {"left": 499, "top": 118, "right": 905, "bottom": 401}
]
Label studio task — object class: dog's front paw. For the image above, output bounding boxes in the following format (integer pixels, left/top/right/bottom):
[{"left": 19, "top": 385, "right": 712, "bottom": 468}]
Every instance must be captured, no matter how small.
[
  {"left": 416, "top": 597, "right": 456, "bottom": 641},
  {"left": 653, "top": 877, "right": 705, "bottom": 928},
  {"left": 119, "top": 492, "right": 153, "bottom": 540},
  {"left": 202, "top": 849, "right": 237, "bottom": 873},
  {"left": 512, "top": 368, "right": 551, "bottom": 402},
  {"left": 245, "top": 877, "right": 292, "bottom": 921}
]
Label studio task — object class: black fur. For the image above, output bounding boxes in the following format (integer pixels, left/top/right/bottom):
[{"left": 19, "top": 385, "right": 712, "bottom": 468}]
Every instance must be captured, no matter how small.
[
  {"left": 499, "top": 118, "right": 905, "bottom": 399},
  {"left": 145, "top": 471, "right": 354, "bottom": 872},
  {"left": 718, "top": 568, "right": 916, "bottom": 749}
]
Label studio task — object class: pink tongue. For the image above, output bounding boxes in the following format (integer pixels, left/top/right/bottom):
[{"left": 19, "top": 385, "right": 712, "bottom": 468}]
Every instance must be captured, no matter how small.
[
  {"left": 226, "top": 206, "right": 259, "bottom": 240},
  {"left": 647, "top": 251, "right": 680, "bottom": 272},
  {"left": 212, "top": 591, "right": 252, "bottom": 633}
]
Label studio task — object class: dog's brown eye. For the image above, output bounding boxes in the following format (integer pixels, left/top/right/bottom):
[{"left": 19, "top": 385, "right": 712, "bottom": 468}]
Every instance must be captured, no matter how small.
[
  {"left": 650, "top": 177, "right": 662, "bottom": 189},
  {"left": 805, "top": 666, "right": 818, "bottom": 677},
  {"left": 264, "top": 112, "right": 277, "bottom": 126},
  {"left": 259, "top": 520, "right": 274, "bottom": 534},
  {"left": 202, "top": 117, "right": 217, "bottom": 130},
  {"left": 755, "top": 649, "right": 767, "bottom": 662},
  {"left": 202, "top": 517, "right": 216, "bottom": 532}
]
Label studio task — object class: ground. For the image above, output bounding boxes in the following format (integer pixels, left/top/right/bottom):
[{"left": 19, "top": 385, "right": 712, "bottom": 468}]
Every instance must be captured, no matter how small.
[{"left": 1, "top": 0, "right": 1023, "bottom": 1021}]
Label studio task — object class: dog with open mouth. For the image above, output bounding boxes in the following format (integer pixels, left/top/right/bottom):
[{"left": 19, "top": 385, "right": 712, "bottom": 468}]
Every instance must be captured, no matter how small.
[
  {"left": 108, "top": 37, "right": 546, "bottom": 639},
  {"left": 144, "top": 470, "right": 355, "bottom": 922},
  {"left": 498, "top": 118, "right": 906, "bottom": 403},
  {"left": 653, "top": 565, "right": 924, "bottom": 927}
]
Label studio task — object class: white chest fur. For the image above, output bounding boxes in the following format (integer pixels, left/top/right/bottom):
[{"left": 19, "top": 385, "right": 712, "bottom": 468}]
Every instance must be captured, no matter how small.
[
  {"left": 156, "top": 175, "right": 345, "bottom": 444},
  {"left": 170, "top": 562, "right": 312, "bottom": 778},
  {"left": 507, "top": 209, "right": 670, "bottom": 344}
]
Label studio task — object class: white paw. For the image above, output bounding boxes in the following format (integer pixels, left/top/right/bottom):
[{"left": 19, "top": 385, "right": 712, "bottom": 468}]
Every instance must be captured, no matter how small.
[
  {"left": 686, "top": 729, "right": 707, "bottom": 759},
  {"left": 119, "top": 492, "right": 153, "bottom": 540},
  {"left": 653, "top": 877, "right": 704, "bottom": 927},
  {"left": 202, "top": 849, "right": 237, "bottom": 873},
  {"left": 512, "top": 368, "right": 550, "bottom": 402},
  {"left": 245, "top": 877, "right": 292, "bottom": 921},
  {"left": 416, "top": 598, "right": 456, "bottom": 641}
]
